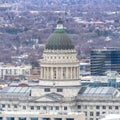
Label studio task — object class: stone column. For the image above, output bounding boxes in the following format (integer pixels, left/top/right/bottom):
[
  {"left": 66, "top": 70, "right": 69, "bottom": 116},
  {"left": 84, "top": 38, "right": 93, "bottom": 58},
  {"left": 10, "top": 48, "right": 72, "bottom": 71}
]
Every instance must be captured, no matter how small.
[
  {"left": 63, "top": 67, "right": 66, "bottom": 79},
  {"left": 72, "top": 67, "right": 74, "bottom": 79},
  {"left": 71, "top": 67, "right": 72, "bottom": 79},
  {"left": 48, "top": 67, "right": 51, "bottom": 79},
  {"left": 77, "top": 67, "right": 79, "bottom": 79},
  {"left": 51, "top": 67, "right": 53, "bottom": 80},
  {"left": 66, "top": 67, "right": 69, "bottom": 79},
  {"left": 41, "top": 67, "right": 43, "bottom": 79},
  {"left": 61, "top": 67, "right": 63, "bottom": 80},
  {"left": 56, "top": 67, "right": 58, "bottom": 80},
  {"left": 41, "top": 67, "right": 44, "bottom": 79},
  {"left": 46, "top": 67, "right": 49, "bottom": 79},
  {"left": 74, "top": 67, "right": 76, "bottom": 79},
  {"left": 69, "top": 67, "right": 71, "bottom": 79},
  {"left": 44, "top": 67, "right": 45, "bottom": 79},
  {"left": 76, "top": 67, "right": 78, "bottom": 79},
  {"left": 59, "top": 67, "right": 61, "bottom": 80},
  {"left": 57, "top": 67, "right": 59, "bottom": 80}
]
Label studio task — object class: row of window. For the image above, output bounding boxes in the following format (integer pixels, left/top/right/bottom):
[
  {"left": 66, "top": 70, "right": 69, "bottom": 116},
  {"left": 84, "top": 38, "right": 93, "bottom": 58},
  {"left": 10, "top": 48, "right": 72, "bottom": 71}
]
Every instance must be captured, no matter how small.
[
  {"left": 46, "top": 56, "right": 74, "bottom": 60},
  {"left": 0, "top": 69, "right": 28, "bottom": 75},
  {"left": 0, "top": 117, "right": 74, "bottom": 120},
  {"left": 44, "top": 88, "right": 63, "bottom": 92},
  {"left": 1, "top": 105, "right": 67, "bottom": 111},
  {"left": 78, "top": 105, "right": 119, "bottom": 110},
  {"left": 89, "top": 111, "right": 100, "bottom": 116},
  {"left": 84, "top": 111, "right": 102, "bottom": 120}
]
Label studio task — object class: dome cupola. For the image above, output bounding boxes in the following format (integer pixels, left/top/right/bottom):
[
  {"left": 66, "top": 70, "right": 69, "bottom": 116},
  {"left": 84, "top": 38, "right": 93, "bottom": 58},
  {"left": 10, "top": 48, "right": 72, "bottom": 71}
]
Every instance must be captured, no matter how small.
[{"left": 45, "top": 18, "right": 74, "bottom": 50}]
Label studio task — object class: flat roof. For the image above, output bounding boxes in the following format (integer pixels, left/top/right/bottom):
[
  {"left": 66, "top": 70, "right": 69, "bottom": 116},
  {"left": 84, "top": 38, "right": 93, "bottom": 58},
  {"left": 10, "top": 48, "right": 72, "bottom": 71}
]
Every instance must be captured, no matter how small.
[
  {"left": 79, "top": 87, "right": 119, "bottom": 97},
  {"left": 0, "top": 86, "right": 31, "bottom": 96}
]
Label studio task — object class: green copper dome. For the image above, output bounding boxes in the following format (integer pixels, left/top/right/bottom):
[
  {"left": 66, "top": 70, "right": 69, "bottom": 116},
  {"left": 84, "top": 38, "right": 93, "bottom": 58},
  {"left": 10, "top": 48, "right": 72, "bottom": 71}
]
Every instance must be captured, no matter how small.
[{"left": 45, "top": 19, "right": 74, "bottom": 50}]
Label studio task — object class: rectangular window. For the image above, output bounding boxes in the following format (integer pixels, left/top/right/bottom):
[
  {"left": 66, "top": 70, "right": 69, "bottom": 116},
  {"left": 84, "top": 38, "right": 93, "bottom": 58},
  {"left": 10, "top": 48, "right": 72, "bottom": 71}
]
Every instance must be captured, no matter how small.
[
  {"left": 115, "top": 106, "right": 118, "bottom": 109},
  {"left": 8, "top": 104, "right": 10, "bottom": 108},
  {"left": 36, "top": 106, "right": 40, "bottom": 110},
  {"left": 43, "top": 106, "right": 46, "bottom": 110},
  {"left": 42, "top": 118, "right": 50, "bottom": 120},
  {"left": 89, "top": 106, "right": 93, "bottom": 109},
  {"left": 30, "top": 118, "right": 38, "bottom": 120},
  {"left": 44, "top": 88, "right": 50, "bottom": 92},
  {"left": 109, "top": 106, "right": 112, "bottom": 109},
  {"left": 54, "top": 118, "right": 62, "bottom": 120},
  {"left": 55, "top": 106, "right": 59, "bottom": 110},
  {"left": 19, "top": 117, "right": 26, "bottom": 120},
  {"left": 23, "top": 106, "right": 26, "bottom": 110},
  {"left": 50, "top": 106, "right": 53, "bottom": 110},
  {"left": 102, "top": 112, "right": 106, "bottom": 114},
  {"left": 96, "top": 106, "right": 100, "bottom": 109},
  {"left": 57, "top": 88, "right": 63, "bottom": 92},
  {"left": 96, "top": 112, "right": 100, "bottom": 116},
  {"left": 90, "top": 112, "right": 93, "bottom": 116},
  {"left": 77, "top": 105, "right": 81, "bottom": 109},
  {"left": 30, "top": 106, "right": 34, "bottom": 110},
  {"left": 90, "top": 118, "right": 93, "bottom": 120},
  {"left": 102, "top": 106, "right": 106, "bottom": 109},
  {"left": 83, "top": 105, "right": 87, "bottom": 109},
  {"left": 2, "top": 104, "right": 5, "bottom": 108},
  {"left": 14, "top": 104, "right": 17, "bottom": 108},
  {"left": 66, "top": 119, "right": 74, "bottom": 120},
  {"left": 84, "top": 111, "right": 87, "bottom": 116},
  {"left": 64, "top": 106, "right": 67, "bottom": 110},
  {"left": 7, "top": 117, "right": 14, "bottom": 120}
]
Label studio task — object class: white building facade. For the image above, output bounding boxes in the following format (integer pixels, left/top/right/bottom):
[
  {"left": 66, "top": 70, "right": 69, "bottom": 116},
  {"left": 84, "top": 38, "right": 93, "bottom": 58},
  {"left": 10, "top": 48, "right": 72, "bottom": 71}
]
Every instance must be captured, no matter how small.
[{"left": 0, "top": 63, "right": 32, "bottom": 79}]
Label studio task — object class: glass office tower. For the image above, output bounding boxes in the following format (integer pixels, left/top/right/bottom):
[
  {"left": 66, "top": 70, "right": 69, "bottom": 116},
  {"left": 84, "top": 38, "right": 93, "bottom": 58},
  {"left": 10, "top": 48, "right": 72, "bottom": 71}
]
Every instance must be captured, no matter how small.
[{"left": 91, "top": 48, "right": 120, "bottom": 76}]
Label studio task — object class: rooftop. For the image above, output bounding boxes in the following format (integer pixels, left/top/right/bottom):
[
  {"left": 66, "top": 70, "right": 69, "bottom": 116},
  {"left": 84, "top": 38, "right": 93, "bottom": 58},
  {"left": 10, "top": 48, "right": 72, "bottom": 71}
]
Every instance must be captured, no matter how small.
[
  {"left": 79, "top": 87, "right": 120, "bottom": 98},
  {"left": 0, "top": 86, "right": 31, "bottom": 96}
]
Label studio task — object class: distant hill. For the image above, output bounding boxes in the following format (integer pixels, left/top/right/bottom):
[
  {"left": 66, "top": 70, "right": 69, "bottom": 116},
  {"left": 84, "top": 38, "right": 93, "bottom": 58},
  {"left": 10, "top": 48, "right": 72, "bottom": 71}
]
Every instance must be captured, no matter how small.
[{"left": 0, "top": 0, "right": 120, "bottom": 63}]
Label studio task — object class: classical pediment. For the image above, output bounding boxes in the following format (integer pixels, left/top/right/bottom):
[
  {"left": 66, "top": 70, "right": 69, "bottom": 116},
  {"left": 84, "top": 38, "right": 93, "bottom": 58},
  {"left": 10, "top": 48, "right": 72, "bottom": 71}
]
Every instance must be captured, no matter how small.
[{"left": 33, "top": 92, "right": 63, "bottom": 102}]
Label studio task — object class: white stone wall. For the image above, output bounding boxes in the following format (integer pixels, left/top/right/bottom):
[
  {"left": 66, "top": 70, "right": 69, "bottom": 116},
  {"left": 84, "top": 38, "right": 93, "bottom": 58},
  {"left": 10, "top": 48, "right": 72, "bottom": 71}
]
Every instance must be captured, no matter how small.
[
  {"left": 0, "top": 97, "right": 84, "bottom": 117},
  {"left": 0, "top": 111, "right": 85, "bottom": 120},
  {"left": 31, "top": 86, "right": 80, "bottom": 97},
  {"left": 77, "top": 99, "right": 120, "bottom": 120}
]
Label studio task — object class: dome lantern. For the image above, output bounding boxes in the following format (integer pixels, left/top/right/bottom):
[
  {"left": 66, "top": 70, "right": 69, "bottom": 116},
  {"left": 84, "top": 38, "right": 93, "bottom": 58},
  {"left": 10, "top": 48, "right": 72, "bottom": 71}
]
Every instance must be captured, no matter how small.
[{"left": 56, "top": 18, "right": 64, "bottom": 30}]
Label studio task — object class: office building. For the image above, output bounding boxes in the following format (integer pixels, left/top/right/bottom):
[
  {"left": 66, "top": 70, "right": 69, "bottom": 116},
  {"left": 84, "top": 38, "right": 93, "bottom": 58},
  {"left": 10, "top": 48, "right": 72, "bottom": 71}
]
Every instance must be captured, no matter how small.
[{"left": 91, "top": 48, "right": 120, "bottom": 76}]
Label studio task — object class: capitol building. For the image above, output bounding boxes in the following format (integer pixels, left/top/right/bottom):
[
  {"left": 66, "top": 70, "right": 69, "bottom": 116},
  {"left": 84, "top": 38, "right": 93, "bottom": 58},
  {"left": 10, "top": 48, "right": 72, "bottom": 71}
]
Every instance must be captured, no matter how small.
[
  {"left": 1, "top": 19, "right": 120, "bottom": 120},
  {"left": 0, "top": 19, "right": 84, "bottom": 120}
]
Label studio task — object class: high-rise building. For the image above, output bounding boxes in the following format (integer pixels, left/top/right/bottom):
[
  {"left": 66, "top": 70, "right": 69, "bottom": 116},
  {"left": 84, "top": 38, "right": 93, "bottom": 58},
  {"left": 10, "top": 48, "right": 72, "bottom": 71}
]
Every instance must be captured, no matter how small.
[{"left": 91, "top": 48, "right": 120, "bottom": 76}]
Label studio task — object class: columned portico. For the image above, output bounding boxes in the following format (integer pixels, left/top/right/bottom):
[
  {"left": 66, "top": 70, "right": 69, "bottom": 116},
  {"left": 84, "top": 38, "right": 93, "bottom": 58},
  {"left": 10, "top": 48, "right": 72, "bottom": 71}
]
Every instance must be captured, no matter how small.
[{"left": 40, "top": 19, "right": 81, "bottom": 97}]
